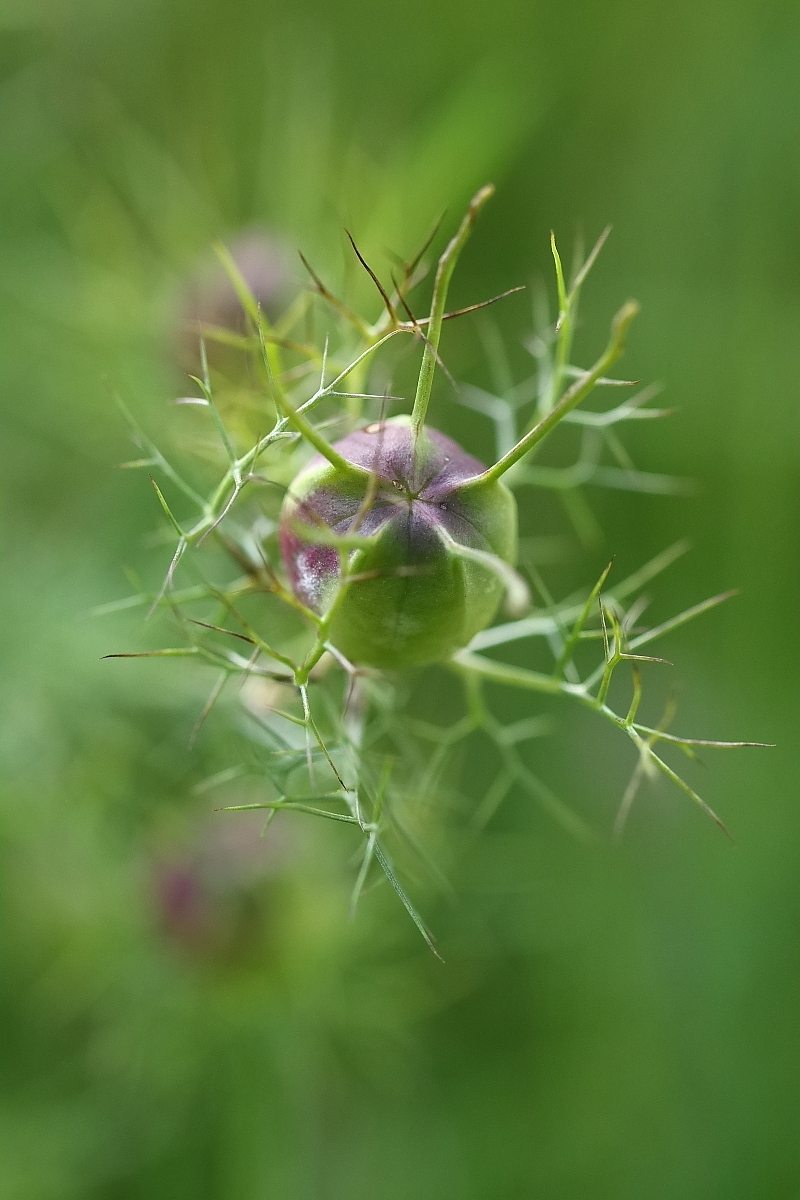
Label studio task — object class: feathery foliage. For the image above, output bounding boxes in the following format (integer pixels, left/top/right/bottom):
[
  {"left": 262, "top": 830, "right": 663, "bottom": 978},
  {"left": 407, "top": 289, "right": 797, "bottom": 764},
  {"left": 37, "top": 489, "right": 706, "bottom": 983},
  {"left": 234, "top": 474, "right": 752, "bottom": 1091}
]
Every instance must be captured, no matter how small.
[{"left": 102, "top": 187, "right": 769, "bottom": 951}]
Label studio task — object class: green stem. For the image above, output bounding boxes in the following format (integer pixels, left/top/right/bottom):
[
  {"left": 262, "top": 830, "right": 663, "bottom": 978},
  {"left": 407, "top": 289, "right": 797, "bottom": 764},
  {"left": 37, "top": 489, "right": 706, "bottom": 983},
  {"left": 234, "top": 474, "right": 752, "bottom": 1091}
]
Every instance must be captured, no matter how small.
[
  {"left": 271, "top": 378, "right": 367, "bottom": 477},
  {"left": 470, "top": 300, "right": 639, "bottom": 485},
  {"left": 546, "top": 233, "right": 572, "bottom": 417},
  {"left": 539, "top": 226, "right": 612, "bottom": 424},
  {"left": 410, "top": 184, "right": 495, "bottom": 443},
  {"left": 453, "top": 651, "right": 565, "bottom": 697}
]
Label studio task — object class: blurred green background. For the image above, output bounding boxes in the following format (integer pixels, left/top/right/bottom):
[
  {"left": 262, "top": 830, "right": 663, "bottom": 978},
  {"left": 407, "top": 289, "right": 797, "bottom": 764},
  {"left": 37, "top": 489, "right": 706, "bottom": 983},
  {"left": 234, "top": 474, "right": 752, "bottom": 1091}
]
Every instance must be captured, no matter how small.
[{"left": 1, "top": 0, "right": 798, "bottom": 1197}]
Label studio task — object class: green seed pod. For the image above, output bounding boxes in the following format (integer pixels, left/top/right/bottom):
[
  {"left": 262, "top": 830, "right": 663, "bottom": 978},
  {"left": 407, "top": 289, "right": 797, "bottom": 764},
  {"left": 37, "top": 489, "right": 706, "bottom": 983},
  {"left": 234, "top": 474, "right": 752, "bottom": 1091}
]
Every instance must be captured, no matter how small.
[{"left": 279, "top": 414, "right": 517, "bottom": 669}]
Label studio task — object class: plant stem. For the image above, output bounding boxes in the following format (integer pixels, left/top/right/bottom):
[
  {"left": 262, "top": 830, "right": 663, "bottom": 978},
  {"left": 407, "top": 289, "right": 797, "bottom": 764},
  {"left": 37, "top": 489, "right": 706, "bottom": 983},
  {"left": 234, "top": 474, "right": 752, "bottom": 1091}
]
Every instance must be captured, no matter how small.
[
  {"left": 410, "top": 184, "right": 495, "bottom": 445},
  {"left": 546, "top": 233, "right": 571, "bottom": 417},
  {"left": 470, "top": 300, "right": 639, "bottom": 485}
]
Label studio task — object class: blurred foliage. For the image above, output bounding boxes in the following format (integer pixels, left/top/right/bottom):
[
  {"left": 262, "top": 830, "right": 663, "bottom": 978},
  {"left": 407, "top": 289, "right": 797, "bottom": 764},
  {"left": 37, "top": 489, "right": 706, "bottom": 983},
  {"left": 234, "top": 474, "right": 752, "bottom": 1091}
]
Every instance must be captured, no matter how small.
[{"left": 0, "top": 0, "right": 798, "bottom": 1197}]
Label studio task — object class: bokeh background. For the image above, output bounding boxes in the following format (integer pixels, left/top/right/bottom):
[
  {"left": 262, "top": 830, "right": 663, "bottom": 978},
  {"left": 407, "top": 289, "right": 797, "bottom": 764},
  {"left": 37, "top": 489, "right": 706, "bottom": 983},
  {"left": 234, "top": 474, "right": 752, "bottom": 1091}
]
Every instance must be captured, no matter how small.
[{"left": 1, "top": 1, "right": 798, "bottom": 1197}]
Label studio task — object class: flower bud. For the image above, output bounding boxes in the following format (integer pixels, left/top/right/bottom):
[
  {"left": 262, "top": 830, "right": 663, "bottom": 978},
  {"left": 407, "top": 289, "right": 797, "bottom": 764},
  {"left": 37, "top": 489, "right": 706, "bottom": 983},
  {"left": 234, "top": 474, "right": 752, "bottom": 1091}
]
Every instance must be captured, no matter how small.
[
  {"left": 279, "top": 414, "right": 517, "bottom": 669},
  {"left": 172, "top": 229, "right": 293, "bottom": 374}
]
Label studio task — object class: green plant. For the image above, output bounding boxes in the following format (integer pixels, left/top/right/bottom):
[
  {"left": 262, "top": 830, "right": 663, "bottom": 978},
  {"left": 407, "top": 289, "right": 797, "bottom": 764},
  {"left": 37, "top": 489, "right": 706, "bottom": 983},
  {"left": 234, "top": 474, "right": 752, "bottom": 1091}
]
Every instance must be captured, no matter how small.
[{"left": 104, "top": 186, "right": 768, "bottom": 953}]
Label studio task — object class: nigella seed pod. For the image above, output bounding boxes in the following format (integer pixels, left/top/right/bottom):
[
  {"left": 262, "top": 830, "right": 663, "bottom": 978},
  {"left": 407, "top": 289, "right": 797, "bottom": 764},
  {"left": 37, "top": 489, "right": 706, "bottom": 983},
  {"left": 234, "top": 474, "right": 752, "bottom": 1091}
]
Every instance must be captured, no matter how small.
[{"left": 279, "top": 414, "right": 517, "bottom": 669}]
